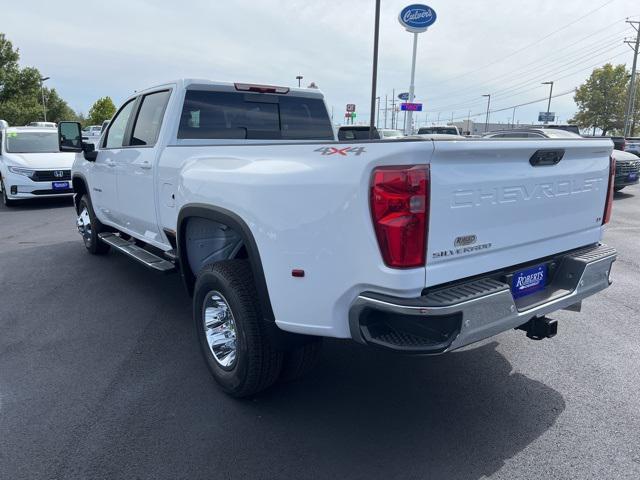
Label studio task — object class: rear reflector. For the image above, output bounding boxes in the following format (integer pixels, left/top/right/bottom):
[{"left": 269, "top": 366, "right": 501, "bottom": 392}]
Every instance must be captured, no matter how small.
[
  {"left": 370, "top": 165, "right": 429, "bottom": 268},
  {"left": 234, "top": 83, "right": 290, "bottom": 94},
  {"left": 603, "top": 155, "right": 615, "bottom": 225}
]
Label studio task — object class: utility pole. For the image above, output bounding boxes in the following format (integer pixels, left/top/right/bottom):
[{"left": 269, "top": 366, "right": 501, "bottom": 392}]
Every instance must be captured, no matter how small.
[
  {"left": 376, "top": 96, "right": 381, "bottom": 127},
  {"left": 512, "top": 107, "right": 517, "bottom": 129},
  {"left": 368, "top": 0, "right": 381, "bottom": 139},
  {"left": 483, "top": 94, "right": 491, "bottom": 133},
  {"left": 384, "top": 94, "right": 388, "bottom": 128},
  {"left": 40, "top": 76, "right": 50, "bottom": 122},
  {"left": 623, "top": 19, "right": 639, "bottom": 137},
  {"left": 542, "top": 81, "right": 554, "bottom": 124},
  {"left": 467, "top": 110, "right": 471, "bottom": 134},
  {"left": 391, "top": 89, "right": 396, "bottom": 129},
  {"left": 296, "top": 75, "right": 303, "bottom": 87}
]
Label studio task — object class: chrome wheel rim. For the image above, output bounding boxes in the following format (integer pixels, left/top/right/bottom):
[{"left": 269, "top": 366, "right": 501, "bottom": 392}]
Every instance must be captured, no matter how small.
[
  {"left": 77, "top": 207, "right": 92, "bottom": 245},
  {"left": 202, "top": 291, "right": 237, "bottom": 369}
]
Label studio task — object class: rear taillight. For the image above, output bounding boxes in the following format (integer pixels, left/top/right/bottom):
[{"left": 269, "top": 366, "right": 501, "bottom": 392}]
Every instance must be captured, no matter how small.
[
  {"left": 603, "top": 156, "right": 615, "bottom": 225},
  {"left": 370, "top": 165, "right": 429, "bottom": 268}
]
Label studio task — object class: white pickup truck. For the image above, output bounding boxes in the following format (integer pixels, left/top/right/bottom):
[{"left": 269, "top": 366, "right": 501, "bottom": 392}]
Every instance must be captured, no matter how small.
[{"left": 57, "top": 79, "right": 617, "bottom": 397}]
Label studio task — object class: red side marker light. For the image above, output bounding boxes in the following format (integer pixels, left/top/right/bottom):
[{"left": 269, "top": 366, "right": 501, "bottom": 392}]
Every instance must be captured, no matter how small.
[{"left": 292, "top": 269, "right": 305, "bottom": 278}]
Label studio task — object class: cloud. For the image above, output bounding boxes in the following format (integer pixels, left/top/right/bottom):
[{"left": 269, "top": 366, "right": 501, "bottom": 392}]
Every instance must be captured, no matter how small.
[{"left": 3, "top": 0, "right": 637, "bottom": 125}]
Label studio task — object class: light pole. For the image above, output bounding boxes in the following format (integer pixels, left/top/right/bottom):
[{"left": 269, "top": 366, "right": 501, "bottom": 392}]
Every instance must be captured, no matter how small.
[
  {"left": 482, "top": 94, "right": 491, "bottom": 133},
  {"left": 40, "top": 76, "right": 50, "bottom": 122},
  {"left": 542, "top": 81, "right": 554, "bottom": 124},
  {"left": 376, "top": 96, "right": 381, "bottom": 127},
  {"left": 511, "top": 107, "right": 517, "bottom": 129},
  {"left": 369, "top": 0, "right": 381, "bottom": 139},
  {"left": 296, "top": 75, "right": 303, "bottom": 87}
]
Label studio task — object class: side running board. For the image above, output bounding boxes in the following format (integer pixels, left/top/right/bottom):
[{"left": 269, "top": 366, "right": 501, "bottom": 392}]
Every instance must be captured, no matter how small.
[{"left": 98, "top": 233, "right": 176, "bottom": 273}]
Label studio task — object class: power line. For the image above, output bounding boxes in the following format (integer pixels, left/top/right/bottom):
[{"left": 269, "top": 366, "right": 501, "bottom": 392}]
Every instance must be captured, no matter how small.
[
  {"left": 427, "top": 0, "right": 617, "bottom": 87},
  {"left": 425, "top": 29, "right": 632, "bottom": 109},
  {"left": 425, "top": 44, "right": 629, "bottom": 113}
]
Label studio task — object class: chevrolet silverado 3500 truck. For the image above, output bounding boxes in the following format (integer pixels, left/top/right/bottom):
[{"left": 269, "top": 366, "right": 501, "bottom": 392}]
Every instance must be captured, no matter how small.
[{"left": 58, "top": 79, "right": 617, "bottom": 397}]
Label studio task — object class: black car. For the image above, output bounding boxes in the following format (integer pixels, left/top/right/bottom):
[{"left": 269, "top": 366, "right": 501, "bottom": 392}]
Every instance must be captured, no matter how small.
[
  {"left": 613, "top": 150, "right": 640, "bottom": 192},
  {"left": 337, "top": 126, "right": 380, "bottom": 141}
]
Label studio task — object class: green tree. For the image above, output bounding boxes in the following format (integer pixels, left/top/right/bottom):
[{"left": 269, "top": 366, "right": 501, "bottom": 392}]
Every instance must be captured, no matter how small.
[
  {"left": 0, "top": 32, "right": 77, "bottom": 125},
  {"left": 570, "top": 63, "right": 629, "bottom": 136},
  {"left": 88, "top": 96, "right": 116, "bottom": 125}
]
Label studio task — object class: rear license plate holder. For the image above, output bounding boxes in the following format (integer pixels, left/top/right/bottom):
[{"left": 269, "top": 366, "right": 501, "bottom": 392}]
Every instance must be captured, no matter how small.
[{"left": 511, "top": 264, "right": 548, "bottom": 299}]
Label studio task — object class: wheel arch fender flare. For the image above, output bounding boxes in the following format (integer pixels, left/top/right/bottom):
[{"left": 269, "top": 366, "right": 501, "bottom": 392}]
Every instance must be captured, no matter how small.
[
  {"left": 71, "top": 174, "right": 89, "bottom": 213},
  {"left": 177, "top": 204, "right": 275, "bottom": 322}
]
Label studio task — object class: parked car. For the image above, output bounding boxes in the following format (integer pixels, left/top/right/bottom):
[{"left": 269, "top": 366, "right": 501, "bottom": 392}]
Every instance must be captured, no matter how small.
[
  {"left": 57, "top": 79, "right": 617, "bottom": 397},
  {"left": 612, "top": 149, "right": 639, "bottom": 192},
  {"left": 625, "top": 137, "right": 640, "bottom": 156},
  {"left": 377, "top": 128, "right": 404, "bottom": 139},
  {"left": 82, "top": 125, "right": 103, "bottom": 137},
  {"left": 483, "top": 128, "right": 583, "bottom": 139},
  {"left": 544, "top": 124, "right": 581, "bottom": 135},
  {"left": 338, "top": 125, "right": 380, "bottom": 140},
  {"left": 418, "top": 126, "right": 460, "bottom": 135},
  {"left": 28, "top": 121, "right": 57, "bottom": 128},
  {"left": 0, "top": 126, "right": 75, "bottom": 206}
]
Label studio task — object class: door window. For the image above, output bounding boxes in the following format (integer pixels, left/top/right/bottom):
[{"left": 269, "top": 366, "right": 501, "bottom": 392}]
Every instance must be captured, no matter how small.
[
  {"left": 104, "top": 99, "right": 136, "bottom": 149},
  {"left": 131, "top": 90, "right": 171, "bottom": 146}
]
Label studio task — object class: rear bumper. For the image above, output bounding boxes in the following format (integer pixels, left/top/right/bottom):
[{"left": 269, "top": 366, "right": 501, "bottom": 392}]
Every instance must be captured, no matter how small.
[{"left": 349, "top": 243, "right": 616, "bottom": 353}]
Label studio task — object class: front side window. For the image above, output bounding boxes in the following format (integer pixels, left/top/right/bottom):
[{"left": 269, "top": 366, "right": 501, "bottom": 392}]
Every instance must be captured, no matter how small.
[
  {"left": 5, "top": 131, "right": 59, "bottom": 153},
  {"left": 104, "top": 99, "right": 136, "bottom": 149},
  {"left": 177, "top": 90, "right": 333, "bottom": 140},
  {"left": 131, "top": 90, "right": 171, "bottom": 146}
]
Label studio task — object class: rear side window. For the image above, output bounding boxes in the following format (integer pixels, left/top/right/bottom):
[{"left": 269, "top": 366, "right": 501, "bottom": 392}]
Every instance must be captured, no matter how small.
[
  {"left": 131, "top": 90, "right": 171, "bottom": 146},
  {"left": 178, "top": 90, "right": 333, "bottom": 140}
]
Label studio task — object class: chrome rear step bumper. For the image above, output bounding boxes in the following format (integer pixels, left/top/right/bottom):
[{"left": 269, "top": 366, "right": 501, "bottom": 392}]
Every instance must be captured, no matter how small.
[{"left": 349, "top": 243, "right": 616, "bottom": 353}]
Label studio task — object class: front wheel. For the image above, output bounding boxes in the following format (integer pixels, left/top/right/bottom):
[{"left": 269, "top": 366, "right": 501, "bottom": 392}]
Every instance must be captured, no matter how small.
[
  {"left": 194, "top": 260, "right": 283, "bottom": 397},
  {"left": 1, "top": 179, "right": 16, "bottom": 207},
  {"left": 77, "top": 195, "right": 110, "bottom": 254}
]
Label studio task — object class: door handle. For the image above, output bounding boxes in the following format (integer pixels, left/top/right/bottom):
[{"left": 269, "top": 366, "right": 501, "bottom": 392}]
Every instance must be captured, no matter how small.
[{"left": 140, "top": 160, "right": 152, "bottom": 170}]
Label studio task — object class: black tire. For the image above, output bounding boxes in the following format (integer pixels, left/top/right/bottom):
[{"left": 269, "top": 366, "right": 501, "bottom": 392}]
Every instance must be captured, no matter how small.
[
  {"left": 77, "top": 194, "right": 110, "bottom": 254},
  {"left": 614, "top": 186, "right": 624, "bottom": 192},
  {"left": 194, "top": 260, "right": 283, "bottom": 397},
  {"left": 1, "top": 179, "right": 16, "bottom": 207},
  {"left": 280, "top": 337, "right": 323, "bottom": 383}
]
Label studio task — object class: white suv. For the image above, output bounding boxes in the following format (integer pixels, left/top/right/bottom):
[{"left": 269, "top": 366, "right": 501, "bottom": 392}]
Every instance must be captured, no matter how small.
[{"left": 0, "top": 126, "right": 75, "bottom": 206}]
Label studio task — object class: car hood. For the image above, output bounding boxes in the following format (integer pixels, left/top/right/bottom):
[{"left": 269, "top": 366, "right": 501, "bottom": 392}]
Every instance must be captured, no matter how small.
[{"left": 2, "top": 151, "right": 77, "bottom": 169}]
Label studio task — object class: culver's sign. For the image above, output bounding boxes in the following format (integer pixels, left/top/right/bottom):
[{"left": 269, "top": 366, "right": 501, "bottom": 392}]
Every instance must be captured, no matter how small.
[{"left": 398, "top": 4, "right": 437, "bottom": 33}]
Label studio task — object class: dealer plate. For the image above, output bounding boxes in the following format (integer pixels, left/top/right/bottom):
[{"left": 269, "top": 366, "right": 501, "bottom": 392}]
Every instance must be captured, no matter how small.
[
  {"left": 52, "top": 181, "right": 69, "bottom": 190},
  {"left": 511, "top": 264, "right": 548, "bottom": 299}
]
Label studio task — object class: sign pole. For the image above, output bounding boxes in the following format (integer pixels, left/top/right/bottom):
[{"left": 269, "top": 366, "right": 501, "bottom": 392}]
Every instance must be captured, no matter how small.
[{"left": 406, "top": 32, "right": 419, "bottom": 135}]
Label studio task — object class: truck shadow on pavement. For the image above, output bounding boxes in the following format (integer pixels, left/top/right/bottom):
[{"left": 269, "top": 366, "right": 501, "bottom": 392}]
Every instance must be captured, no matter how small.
[
  {"left": 1, "top": 242, "right": 566, "bottom": 480},
  {"left": 0, "top": 196, "right": 74, "bottom": 211}
]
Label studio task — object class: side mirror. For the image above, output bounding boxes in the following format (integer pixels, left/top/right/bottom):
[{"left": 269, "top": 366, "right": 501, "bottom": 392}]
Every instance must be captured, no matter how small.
[
  {"left": 58, "top": 121, "right": 83, "bottom": 152},
  {"left": 82, "top": 142, "right": 98, "bottom": 161}
]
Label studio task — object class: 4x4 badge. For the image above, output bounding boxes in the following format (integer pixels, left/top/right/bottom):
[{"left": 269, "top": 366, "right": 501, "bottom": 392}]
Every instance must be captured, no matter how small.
[{"left": 314, "top": 146, "right": 366, "bottom": 156}]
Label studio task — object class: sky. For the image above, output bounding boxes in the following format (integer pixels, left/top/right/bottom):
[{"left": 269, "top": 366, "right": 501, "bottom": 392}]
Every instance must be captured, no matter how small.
[{"left": 3, "top": 0, "right": 639, "bottom": 128}]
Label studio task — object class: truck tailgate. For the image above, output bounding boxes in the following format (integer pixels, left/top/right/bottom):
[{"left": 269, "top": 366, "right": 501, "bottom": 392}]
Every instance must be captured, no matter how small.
[{"left": 425, "top": 138, "right": 613, "bottom": 287}]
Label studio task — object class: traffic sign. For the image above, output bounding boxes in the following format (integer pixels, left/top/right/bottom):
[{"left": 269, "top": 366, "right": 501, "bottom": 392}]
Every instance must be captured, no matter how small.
[
  {"left": 401, "top": 102, "right": 423, "bottom": 112},
  {"left": 398, "top": 92, "right": 410, "bottom": 100},
  {"left": 538, "top": 112, "right": 555, "bottom": 122},
  {"left": 346, "top": 104, "right": 356, "bottom": 112}
]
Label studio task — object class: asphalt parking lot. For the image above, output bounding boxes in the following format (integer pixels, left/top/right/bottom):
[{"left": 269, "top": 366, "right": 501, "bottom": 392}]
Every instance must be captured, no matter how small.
[{"left": 1, "top": 186, "right": 639, "bottom": 480}]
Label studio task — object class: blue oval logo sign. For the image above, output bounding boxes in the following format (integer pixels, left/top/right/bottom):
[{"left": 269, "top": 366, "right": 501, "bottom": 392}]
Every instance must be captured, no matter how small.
[{"left": 399, "top": 4, "right": 436, "bottom": 33}]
